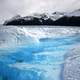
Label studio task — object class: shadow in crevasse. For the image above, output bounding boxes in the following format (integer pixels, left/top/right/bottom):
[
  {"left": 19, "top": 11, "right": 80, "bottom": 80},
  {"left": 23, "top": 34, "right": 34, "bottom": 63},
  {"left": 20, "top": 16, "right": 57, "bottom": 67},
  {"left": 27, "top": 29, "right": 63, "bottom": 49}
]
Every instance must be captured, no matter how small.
[{"left": 0, "top": 76, "right": 9, "bottom": 80}]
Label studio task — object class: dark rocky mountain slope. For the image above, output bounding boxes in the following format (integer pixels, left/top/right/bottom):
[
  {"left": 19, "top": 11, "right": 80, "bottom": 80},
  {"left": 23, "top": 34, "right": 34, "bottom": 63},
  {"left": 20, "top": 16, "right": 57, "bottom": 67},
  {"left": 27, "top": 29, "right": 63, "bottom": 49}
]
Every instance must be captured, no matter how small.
[{"left": 3, "top": 10, "right": 80, "bottom": 26}]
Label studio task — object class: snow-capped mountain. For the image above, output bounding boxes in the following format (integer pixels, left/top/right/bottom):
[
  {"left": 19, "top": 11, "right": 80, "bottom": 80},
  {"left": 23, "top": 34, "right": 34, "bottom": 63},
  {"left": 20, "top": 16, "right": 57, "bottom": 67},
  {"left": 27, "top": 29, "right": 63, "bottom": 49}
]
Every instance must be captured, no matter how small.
[
  {"left": 3, "top": 12, "right": 65, "bottom": 25},
  {"left": 51, "top": 12, "right": 64, "bottom": 21},
  {"left": 3, "top": 9, "right": 80, "bottom": 26}
]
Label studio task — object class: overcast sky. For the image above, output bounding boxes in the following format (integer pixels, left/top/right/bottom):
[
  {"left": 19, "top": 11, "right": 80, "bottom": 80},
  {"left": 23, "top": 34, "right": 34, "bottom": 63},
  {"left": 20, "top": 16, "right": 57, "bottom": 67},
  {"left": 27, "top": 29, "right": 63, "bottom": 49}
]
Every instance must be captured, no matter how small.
[{"left": 0, "top": 0, "right": 80, "bottom": 24}]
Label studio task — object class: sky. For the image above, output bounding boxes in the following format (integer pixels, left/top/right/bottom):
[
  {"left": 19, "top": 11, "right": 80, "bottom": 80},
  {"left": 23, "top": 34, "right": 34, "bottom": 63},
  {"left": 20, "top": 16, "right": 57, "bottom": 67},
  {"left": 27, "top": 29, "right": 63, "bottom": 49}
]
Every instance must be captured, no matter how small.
[{"left": 0, "top": 0, "right": 80, "bottom": 24}]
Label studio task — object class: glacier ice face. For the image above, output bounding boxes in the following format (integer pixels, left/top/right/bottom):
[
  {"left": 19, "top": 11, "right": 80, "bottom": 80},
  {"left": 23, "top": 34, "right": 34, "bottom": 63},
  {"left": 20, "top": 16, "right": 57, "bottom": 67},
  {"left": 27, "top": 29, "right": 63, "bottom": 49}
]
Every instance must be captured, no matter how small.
[
  {"left": 0, "top": 26, "right": 80, "bottom": 80},
  {"left": 0, "top": 26, "right": 39, "bottom": 49},
  {"left": 63, "top": 46, "right": 80, "bottom": 80},
  {"left": 0, "top": 26, "right": 80, "bottom": 49},
  {"left": 0, "top": 26, "right": 80, "bottom": 53}
]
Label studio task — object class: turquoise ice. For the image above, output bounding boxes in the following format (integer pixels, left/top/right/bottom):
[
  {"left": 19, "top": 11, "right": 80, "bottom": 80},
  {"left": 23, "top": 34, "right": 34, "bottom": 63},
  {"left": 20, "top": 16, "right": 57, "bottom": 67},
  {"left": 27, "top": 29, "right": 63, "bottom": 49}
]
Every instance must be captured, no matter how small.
[{"left": 0, "top": 26, "right": 80, "bottom": 80}]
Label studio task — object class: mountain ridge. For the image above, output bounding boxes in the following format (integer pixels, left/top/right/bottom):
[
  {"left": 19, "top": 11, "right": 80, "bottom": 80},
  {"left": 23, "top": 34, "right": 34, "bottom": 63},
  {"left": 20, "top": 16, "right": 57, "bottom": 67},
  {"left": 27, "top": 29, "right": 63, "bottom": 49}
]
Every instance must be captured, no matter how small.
[{"left": 3, "top": 9, "right": 80, "bottom": 26}]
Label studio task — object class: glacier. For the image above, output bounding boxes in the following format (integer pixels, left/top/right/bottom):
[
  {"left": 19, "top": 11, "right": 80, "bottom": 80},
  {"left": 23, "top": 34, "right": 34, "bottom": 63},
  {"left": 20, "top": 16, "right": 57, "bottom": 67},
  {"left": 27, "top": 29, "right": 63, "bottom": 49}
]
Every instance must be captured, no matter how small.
[{"left": 0, "top": 26, "right": 80, "bottom": 80}]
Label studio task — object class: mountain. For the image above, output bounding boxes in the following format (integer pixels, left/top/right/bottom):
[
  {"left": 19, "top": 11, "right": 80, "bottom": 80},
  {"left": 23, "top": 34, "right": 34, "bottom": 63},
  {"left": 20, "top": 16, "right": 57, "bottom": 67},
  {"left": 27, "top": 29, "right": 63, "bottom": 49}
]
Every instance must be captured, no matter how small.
[
  {"left": 52, "top": 9, "right": 80, "bottom": 26},
  {"left": 3, "top": 9, "right": 80, "bottom": 26},
  {"left": 3, "top": 12, "right": 64, "bottom": 25},
  {"left": 53, "top": 16, "right": 80, "bottom": 26}
]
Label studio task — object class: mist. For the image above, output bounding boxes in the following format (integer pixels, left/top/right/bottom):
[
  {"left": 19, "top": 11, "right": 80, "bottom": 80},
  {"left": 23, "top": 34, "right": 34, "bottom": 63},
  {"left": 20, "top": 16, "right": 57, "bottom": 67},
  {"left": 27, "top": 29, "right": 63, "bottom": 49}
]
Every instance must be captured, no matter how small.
[{"left": 0, "top": 0, "right": 80, "bottom": 24}]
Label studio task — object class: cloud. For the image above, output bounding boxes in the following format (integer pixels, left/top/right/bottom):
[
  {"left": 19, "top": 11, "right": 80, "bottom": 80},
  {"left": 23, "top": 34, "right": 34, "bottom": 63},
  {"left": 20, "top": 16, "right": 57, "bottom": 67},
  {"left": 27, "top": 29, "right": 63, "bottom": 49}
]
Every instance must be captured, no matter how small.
[{"left": 0, "top": 0, "right": 80, "bottom": 24}]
